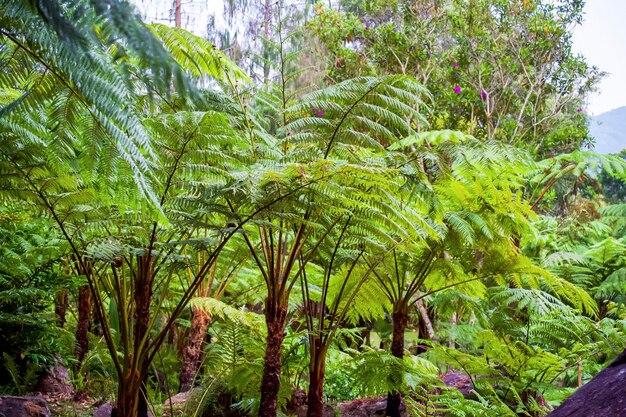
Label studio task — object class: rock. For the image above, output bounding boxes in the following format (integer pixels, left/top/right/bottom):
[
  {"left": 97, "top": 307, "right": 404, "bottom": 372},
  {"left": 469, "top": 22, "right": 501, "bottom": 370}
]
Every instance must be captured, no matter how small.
[
  {"left": 162, "top": 390, "right": 202, "bottom": 417},
  {"left": 0, "top": 396, "right": 51, "bottom": 417},
  {"left": 36, "top": 365, "right": 74, "bottom": 398},
  {"left": 93, "top": 402, "right": 153, "bottom": 417},
  {"left": 166, "top": 391, "right": 192, "bottom": 406},
  {"left": 92, "top": 403, "right": 113, "bottom": 417},
  {"left": 293, "top": 403, "right": 334, "bottom": 417},
  {"left": 291, "top": 396, "right": 405, "bottom": 417},
  {"left": 440, "top": 370, "right": 474, "bottom": 397},
  {"left": 338, "top": 396, "right": 405, "bottom": 417},
  {"left": 548, "top": 349, "right": 626, "bottom": 417}
]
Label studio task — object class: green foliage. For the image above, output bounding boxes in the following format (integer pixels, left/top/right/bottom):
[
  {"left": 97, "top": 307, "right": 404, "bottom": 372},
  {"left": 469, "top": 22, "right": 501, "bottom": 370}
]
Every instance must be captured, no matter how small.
[
  {"left": 307, "top": 0, "right": 601, "bottom": 155},
  {"left": 149, "top": 24, "right": 249, "bottom": 83},
  {"left": 0, "top": 2, "right": 625, "bottom": 417},
  {"left": 0, "top": 209, "right": 73, "bottom": 391}
]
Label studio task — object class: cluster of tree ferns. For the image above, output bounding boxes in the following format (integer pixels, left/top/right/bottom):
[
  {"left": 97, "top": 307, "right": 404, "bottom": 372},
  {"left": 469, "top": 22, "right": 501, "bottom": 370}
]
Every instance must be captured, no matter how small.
[{"left": 0, "top": 1, "right": 624, "bottom": 417}]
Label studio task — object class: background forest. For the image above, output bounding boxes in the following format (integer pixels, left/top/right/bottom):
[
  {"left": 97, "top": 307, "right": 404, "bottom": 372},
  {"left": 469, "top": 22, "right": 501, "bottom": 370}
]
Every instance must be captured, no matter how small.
[{"left": 0, "top": 1, "right": 625, "bottom": 417}]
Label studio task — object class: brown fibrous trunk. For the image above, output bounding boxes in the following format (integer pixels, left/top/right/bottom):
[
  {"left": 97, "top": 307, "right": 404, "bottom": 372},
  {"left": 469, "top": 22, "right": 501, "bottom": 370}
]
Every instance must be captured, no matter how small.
[
  {"left": 55, "top": 289, "right": 68, "bottom": 328},
  {"left": 133, "top": 255, "right": 153, "bottom": 353},
  {"left": 306, "top": 340, "right": 327, "bottom": 417},
  {"left": 179, "top": 307, "right": 212, "bottom": 392},
  {"left": 112, "top": 370, "right": 144, "bottom": 417},
  {"left": 386, "top": 304, "right": 408, "bottom": 417},
  {"left": 258, "top": 304, "right": 287, "bottom": 417},
  {"left": 114, "top": 254, "right": 153, "bottom": 417},
  {"left": 75, "top": 285, "right": 92, "bottom": 362}
]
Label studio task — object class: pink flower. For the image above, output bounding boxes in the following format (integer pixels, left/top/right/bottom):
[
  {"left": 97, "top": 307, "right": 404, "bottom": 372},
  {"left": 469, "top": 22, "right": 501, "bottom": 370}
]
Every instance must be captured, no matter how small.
[
  {"left": 312, "top": 108, "right": 325, "bottom": 117},
  {"left": 452, "top": 62, "right": 460, "bottom": 69},
  {"left": 480, "top": 89, "right": 489, "bottom": 101},
  {"left": 453, "top": 85, "right": 462, "bottom": 94}
]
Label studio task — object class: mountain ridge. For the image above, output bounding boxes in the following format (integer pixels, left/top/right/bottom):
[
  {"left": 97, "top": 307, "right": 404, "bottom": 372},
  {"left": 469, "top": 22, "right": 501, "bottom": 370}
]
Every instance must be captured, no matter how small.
[{"left": 589, "top": 106, "right": 626, "bottom": 154}]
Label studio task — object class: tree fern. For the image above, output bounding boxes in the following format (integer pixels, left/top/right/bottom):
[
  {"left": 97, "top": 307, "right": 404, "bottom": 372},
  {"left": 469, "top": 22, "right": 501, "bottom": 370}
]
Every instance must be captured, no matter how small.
[{"left": 284, "top": 75, "right": 429, "bottom": 158}]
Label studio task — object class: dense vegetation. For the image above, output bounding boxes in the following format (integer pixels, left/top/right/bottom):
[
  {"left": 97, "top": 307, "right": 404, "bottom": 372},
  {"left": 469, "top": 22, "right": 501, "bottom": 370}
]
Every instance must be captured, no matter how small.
[{"left": 0, "top": 1, "right": 624, "bottom": 417}]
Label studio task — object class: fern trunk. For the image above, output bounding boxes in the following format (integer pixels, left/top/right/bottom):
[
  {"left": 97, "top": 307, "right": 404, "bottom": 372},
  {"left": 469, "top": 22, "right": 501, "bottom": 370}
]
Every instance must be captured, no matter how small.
[
  {"left": 133, "top": 255, "right": 153, "bottom": 355},
  {"left": 76, "top": 260, "right": 94, "bottom": 363},
  {"left": 179, "top": 306, "right": 212, "bottom": 392},
  {"left": 112, "top": 361, "right": 149, "bottom": 417},
  {"left": 259, "top": 302, "right": 288, "bottom": 417},
  {"left": 135, "top": 256, "right": 153, "bottom": 417},
  {"left": 55, "top": 289, "right": 68, "bottom": 327},
  {"left": 113, "top": 368, "right": 147, "bottom": 417},
  {"left": 386, "top": 304, "right": 408, "bottom": 417},
  {"left": 75, "top": 285, "right": 91, "bottom": 362},
  {"left": 112, "top": 254, "right": 153, "bottom": 417},
  {"left": 306, "top": 338, "right": 327, "bottom": 417}
]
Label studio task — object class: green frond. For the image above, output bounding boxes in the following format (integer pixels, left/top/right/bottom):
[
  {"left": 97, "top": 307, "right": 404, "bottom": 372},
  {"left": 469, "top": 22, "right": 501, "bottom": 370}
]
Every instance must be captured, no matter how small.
[
  {"left": 284, "top": 75, "right": 429, "bottom": 156},
  {"left": 594, "top": 268, "right": 626, "bottom": 298},
  {"left": 490, "top": 287, "right": 567, "bottom": 316},
  {"left": 189, "top": 297, "right": 263, "bottom": 329},
  {"left": 148, "top": 24, "right": 249, "bottom": 83},
  {"left": 600, "top": 203, "right": 626, "bottom": 218},
  {"left": 388, "top": 129, "right": 474, "bottom": 151}
]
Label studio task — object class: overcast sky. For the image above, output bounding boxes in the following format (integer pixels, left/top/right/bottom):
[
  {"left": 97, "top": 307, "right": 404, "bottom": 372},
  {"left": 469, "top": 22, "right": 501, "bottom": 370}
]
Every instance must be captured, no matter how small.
[
  {"left": 134, "top": 0, "right": 625, "bottom": 116},
  {"left": 573, "top": 0, "right": 626, "bottom": 115}
]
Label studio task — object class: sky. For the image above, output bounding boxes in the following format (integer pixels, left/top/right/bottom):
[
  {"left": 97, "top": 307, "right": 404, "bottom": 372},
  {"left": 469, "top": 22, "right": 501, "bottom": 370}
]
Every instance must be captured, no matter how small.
[
  {"left": 133, "top": 0, "right": 223, "bottom": 35},
  {"left": 573, "top": 0, "right": 626, "bottom": 115},
  {"left": 132, "top": 0, "right": 626, "bottom": 117}
]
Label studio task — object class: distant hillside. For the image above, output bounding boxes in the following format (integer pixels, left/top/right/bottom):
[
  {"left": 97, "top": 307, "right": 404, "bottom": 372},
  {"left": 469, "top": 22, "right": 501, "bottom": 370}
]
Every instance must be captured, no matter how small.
[{"left": 589, "top": 106, "right": 626, "bottom": 154}]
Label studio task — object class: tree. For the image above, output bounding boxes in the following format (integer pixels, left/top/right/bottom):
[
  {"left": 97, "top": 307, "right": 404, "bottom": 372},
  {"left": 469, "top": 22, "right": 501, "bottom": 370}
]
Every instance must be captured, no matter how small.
[
  {"left": 221, "top": 69, "right": 431, "bottom": 416},
  {"left": 297, "top": 157, "right": 434, "bottom": 417},
  {"left": 2, "top": 2, "right": 626, "bottom": 415},
  {"left": 212, "top": 0, "right": 316, "bottom": 83},
  {"left": 377, "top": 130, "right": 602, "bottom": 416},
  {"left": 178, "top": 244, "right": 249, "bottom": 392},
  {"left": 307, "top": 0, "right": 602, "bottom": 156},
  {"left": 0, "top": 21, "right": 250, "bottom": 417}
]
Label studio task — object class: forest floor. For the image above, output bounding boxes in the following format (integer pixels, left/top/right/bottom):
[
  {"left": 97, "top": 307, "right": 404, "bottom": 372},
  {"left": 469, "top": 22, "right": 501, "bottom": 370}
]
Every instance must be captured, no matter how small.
[{"left": 43, "top": 393, "right": 94, "bottom": 417}]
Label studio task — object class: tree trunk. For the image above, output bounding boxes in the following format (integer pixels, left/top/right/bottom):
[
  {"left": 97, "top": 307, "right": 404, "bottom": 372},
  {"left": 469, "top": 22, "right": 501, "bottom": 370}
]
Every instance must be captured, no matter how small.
[
  {"left": 90, "top": 298, "right": 103, "bottom": 336},
  {"left": 75, "top": 260, "right": 94, "bottom": 363},
  {"left": 385, "top": 304, "right": 408, "bottom": 417},
  {"left": 306, "top": 340, "right": 327, "bottom": 417},
  {"left": 262, "top": 0, "right": 271, "bottom": 84},
  {"left": 179, "top": 307, "right": 212, "bottom": 392},
  {"left": 75, "top": 285, "right": 91, "bottom": 362},
  {"left": 134, "top": 255, "right": 153, "bottom": 353},
  {"left": 130, "top": 254, "right": 154, "bottom": 417},
  {"left": 112, "top": 370, "right": 143, "bottom": 417},
  {"left": 415, "top": 299, "right": 434, "bottom": 354},
  {"left": 173, "top": 0, "right": 181, "bottom": 28},
  {"left": 112, "top": 361, "right": 150, "bottom": 417},
  {"left": 55, "top": 289, "right": 68, "bottom": 327},
  {"left": 258, "top": 303, "right": 287, "bottom": 417},
  {"left": 598, "top": 300, "right": 609, "bottom": 319},
  {"left": 415, "top": 299, "right": 434, "bottom": 340},
  {"left": 138, "top": 375, "right": 149, "bottom": 417}
]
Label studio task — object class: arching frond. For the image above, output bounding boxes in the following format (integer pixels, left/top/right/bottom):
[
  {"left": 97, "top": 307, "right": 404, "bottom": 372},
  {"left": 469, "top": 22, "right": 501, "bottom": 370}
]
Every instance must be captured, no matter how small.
[
  {"left": 148, "top": 24, "right": 249, "bottom": 83},
  {"left": 284, "top": 76, "right": 430, "bottom": 157},
  {"left": 189, "top": 297, "right": 262, "bottom": 328}
]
